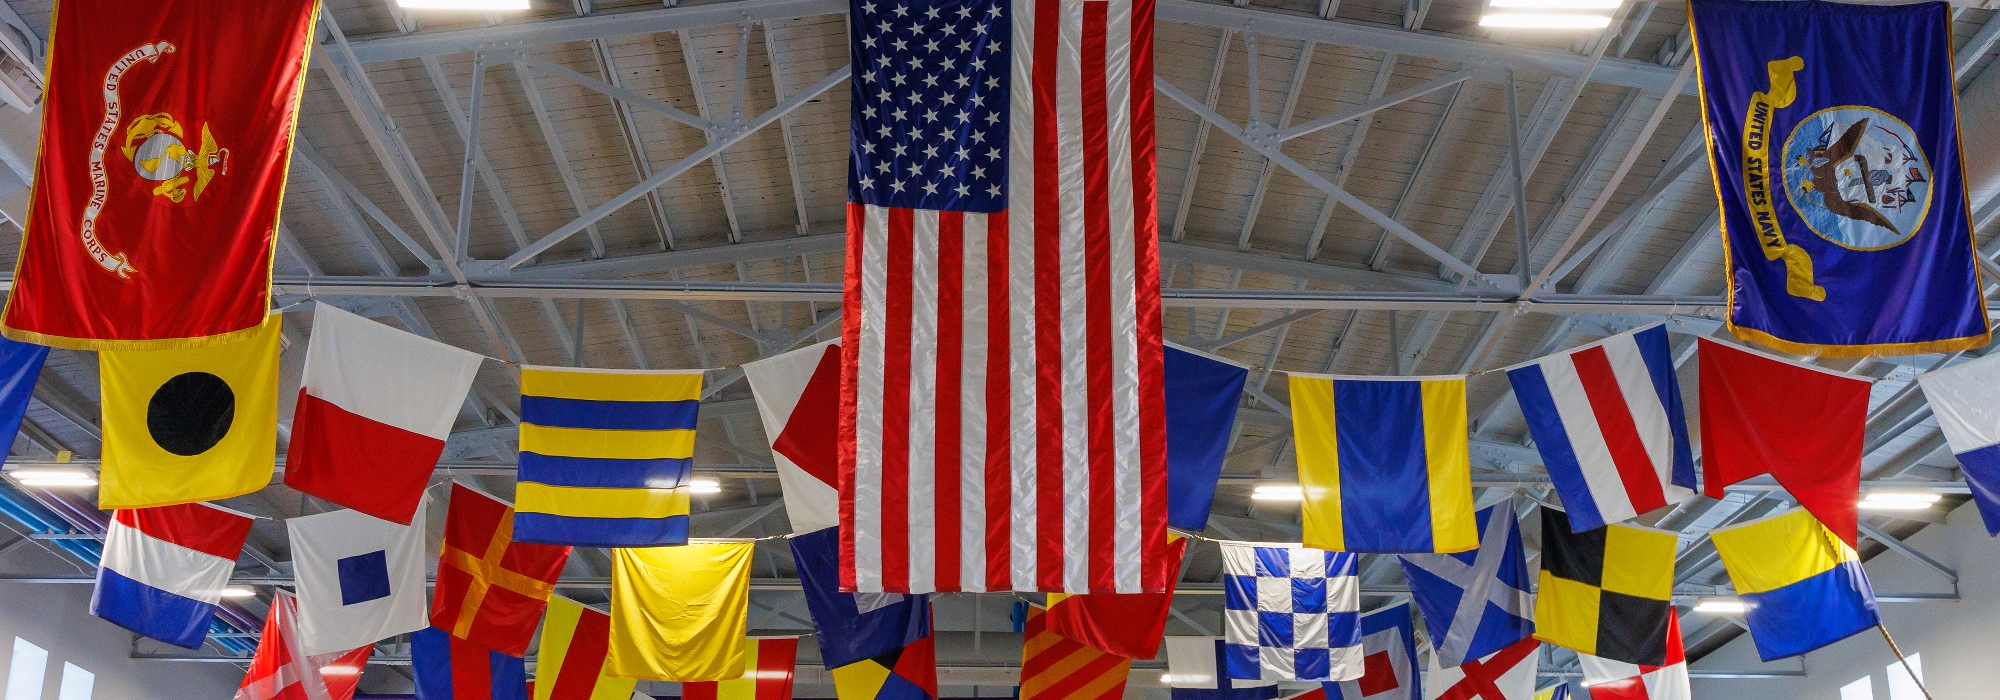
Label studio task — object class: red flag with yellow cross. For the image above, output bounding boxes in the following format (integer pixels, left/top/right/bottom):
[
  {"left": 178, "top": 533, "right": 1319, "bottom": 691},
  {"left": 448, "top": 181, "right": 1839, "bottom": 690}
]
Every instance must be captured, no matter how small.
[{"left": 431, "top": 483, "right": 572, "bottom": 656}]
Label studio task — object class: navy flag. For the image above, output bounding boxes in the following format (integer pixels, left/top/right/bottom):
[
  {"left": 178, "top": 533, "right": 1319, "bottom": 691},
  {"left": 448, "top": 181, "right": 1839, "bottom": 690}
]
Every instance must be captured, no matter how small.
[{"left": 1689, "top": 0, "right": 1989, "bottom": 356}]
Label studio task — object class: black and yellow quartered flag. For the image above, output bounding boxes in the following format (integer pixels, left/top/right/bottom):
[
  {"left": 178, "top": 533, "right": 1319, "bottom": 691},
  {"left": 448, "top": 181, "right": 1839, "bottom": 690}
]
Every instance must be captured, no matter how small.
[
  {"left": 98, "top": 314, "right": 281, "bottom": 508},
  {"left": 1533, "top": 506, "right": 1677, "bottom": 666}
]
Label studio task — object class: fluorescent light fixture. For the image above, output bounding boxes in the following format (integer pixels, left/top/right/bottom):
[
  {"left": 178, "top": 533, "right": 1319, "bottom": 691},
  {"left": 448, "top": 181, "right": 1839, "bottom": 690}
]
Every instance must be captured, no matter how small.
[
  {"left": 320, "top": 665, "right": 362, "bottom": 677},
  {"left": 396, "top": 0, "right": 531, "bottom": 9},
  {"left": 218, "top": 586, "right": 256, "bottom": 598},
  {"left": 1693, "top": 598, "right": 1748, "bottom": 614},
  {"left": 1251, "top": 484, "right": 1303, "bottom": 501},
  {"left": 1160, "top": 673, "right": 1208, "bottom": 685},
  {"left": 689, "top": 478, "right": 722, "bottom": 494},
  {"left": 1860, "top": 492, "right": 1942, "bottom": 510},
  {"left": 9, "top": 469, "right": 97, "bottom": 487},
  {"left": 1489, "top": 0, "right": 1620, "bottom": 9},
  {"left": 1478, "top": 12, "right": 1614, "bottom": 29}
]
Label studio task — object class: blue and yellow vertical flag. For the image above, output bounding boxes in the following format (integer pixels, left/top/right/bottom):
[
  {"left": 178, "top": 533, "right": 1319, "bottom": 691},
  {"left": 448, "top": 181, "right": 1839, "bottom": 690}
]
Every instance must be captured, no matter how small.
[
  {"left": 1710, "top": 507, "right": 1881, "bottom": 661},
  {"left": 513, "top": 367, "right": 703, "bottom": 547},
  {"left": 1290, "top": 374, "right": 1476, "bottom": 553},
  {"left": 1689, "top": 0, "right": 1989, "bottom": 356}
]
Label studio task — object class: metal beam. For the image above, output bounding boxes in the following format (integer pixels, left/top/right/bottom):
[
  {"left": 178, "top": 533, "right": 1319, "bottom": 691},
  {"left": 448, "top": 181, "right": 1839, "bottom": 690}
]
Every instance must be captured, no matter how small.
[{"left": 1280, "top": 68, "right": 1473, "bottom": 141}]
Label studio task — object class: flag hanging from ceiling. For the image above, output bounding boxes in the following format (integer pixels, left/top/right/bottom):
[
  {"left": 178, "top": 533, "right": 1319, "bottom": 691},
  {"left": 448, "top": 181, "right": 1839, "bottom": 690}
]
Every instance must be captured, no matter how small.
[
  {"left": 1043, "top": 534, "right": 1187, "bottom": 659},
  {"left": 1164, "top": 637, "right": 1277, "bottom": 700},
  {"left": 431, "top": 484, "right": 572, "bottom": 657},
  {"left": 838, "top": 0, "right": 1172, "bottom": 596},
  {"left": 1533, "top": 686, "right": 1570, "bottom": 700},
  {"left": 1164, "top": 344, "right": 1250, "bottom": 531},
  {"left": 233, "top": 591, "right": 373, "bottom": 700},
  {"left": 1291, "top": 374, "right": 1477, "bottom": 553},
  {"left": 99, "top": 313, "right": 281, "bottom": 509},
  {"left": 1533, "top": 508, "right": 1677, "bottom": 666},
  {"left": 1709, "top": 507, "right": 1880, "bottom": 661},
  {"left": 680, "top": 637, "right": 799, "bottom": 700},
  {"left": 2, "top": 0, "right": 317, "bottom": 350},
  {"left": 1697, "top": 338, "right": 1869, "bottom": 547},
  {"left": 412, "top": 626, "right": 529, "bottom": 700},
  {"left": 512, "top": 367, "right": 703, "bottom": 547},
  {"left": 1019, "top": 604, "right": 1133, "bottom": 700},
  {"left": 1395, "top": 499, "right": 1533, "bottom": 669},
  {"left": 744, "top": 341, "right": 843, "bottom": 533},
  {"left": 1327, "top": 603, "right": 1422, "bottom": 700},
  {"left": 792, "top": 527, "right": 938, "bottom": 700},
  {"left": 1914, "top": 354, "right": 2000, "bottom": 536},
  {"left": 1421, "top": 637, "right": 1538, "bottom": 700},
  {"left": 0, "top": 335, "right": 48, "bottom": 456},
  {"left": 1687, "top": 0, "right": 1988, "bottom": 357},
  {"left": 91, "top": 503, "right": 253, "bottom": 649},
  {"left": 284, "top": 305, "right": 484, "bottom": 525},
  {"left": 1505, "top": 324, "right": 1695, "bottom": 532},
  {"left": 606, "top": 541, "right": 755, "bottom": 681},
  {"left": 534, "top": 597, "right": 638, "bottom": 700},
  {"left": 289, "top": 505, "right": 428, "bottom": 657},
  {"left": 1578, "top": 611, "right": 1689, "bottom": 700},
  {"left": 1220, "top": 542, "right": 1362, "bottom": 683}
]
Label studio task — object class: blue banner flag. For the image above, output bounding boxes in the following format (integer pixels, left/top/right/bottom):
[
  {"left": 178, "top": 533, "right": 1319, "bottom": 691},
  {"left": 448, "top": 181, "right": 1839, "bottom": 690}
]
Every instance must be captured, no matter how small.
[
  {"left": 0, "top": 335, "right": 47, "bottom": 455},
  {"left": 1164, "top": 345, "right": 1249, "bottom": 531},
  {"left": 1689, "top": 0, "right": 1989, "bottom": 356},
  {"left": 792, "top": 526, "right": 938, "bottom": 700},
  {"left": 1395, "top": 499, "right": 1533, "bottom": 669}
]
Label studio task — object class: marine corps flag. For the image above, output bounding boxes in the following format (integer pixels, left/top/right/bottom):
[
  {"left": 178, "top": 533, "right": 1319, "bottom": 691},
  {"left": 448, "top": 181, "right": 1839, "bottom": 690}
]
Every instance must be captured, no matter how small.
[
  {"left": 1688, "top": 0, "right": 1989, "bottom": 356},
  {"left": 1, "top": 0, "right": 318, "bottom": 349}
]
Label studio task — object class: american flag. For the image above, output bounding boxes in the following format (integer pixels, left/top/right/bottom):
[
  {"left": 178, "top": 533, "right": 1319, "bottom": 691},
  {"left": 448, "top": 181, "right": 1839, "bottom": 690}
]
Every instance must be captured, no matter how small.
[{"left": 838, "top": 0, "right": 1170, "bottom": 594}]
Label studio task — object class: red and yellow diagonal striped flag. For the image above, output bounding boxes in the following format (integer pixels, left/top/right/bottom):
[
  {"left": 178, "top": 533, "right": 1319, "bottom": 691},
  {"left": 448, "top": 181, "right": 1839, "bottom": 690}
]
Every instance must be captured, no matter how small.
[
  {"left": 681, "top": 637, "right": 798, "bottom": 700},
  {"left": 533, "top": 597, "right": 636, "bottom": 700},
  {"left": 1018, "top": 605, "right": 1132, "bottom": 700}
]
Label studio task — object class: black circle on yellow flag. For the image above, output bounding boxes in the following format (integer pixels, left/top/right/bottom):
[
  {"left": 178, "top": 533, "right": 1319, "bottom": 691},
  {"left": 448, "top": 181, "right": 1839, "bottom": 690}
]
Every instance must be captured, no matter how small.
[{"left": 146, "top": 371, "right": 235, "bottom": 456}]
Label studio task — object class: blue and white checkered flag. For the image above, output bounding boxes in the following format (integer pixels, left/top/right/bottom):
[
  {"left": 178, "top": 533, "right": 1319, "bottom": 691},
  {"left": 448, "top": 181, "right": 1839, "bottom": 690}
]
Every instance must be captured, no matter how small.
[{"left": 1219, "top": 542, "right": 1362, "bottom": 682}]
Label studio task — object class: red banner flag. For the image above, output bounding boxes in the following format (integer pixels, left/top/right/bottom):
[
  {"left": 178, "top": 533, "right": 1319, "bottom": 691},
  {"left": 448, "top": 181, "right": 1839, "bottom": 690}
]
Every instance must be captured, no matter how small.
[
  {"left": 431, "top": 483, "right": 572, "bottom": 656},
  {"left": 1, "top": 0, "right": 317, "bottom": 349},
  {"left": 1698, "top": 338, "right": 1869, "bottom": 547}
]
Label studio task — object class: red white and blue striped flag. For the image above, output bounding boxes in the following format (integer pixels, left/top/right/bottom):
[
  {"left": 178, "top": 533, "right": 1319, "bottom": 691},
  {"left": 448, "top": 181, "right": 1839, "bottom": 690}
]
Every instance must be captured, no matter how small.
[{"left": 839, "top": 0, "right": 1169, "bottom": 594}]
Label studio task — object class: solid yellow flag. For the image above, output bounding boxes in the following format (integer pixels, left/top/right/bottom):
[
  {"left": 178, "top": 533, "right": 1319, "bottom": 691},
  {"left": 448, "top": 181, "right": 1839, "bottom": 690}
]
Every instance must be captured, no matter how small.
[
  {"left": 98, "top": 313, "right": 281, "bottom": 508},
  {"left": 605, "top": 541, "right": 755, "bottom": 681}
]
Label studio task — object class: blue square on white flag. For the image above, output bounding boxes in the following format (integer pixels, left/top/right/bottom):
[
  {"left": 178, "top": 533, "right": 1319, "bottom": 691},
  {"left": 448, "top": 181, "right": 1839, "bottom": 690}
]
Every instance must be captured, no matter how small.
[{"left": 337, "top": 550, "right": 391, "bottom": 605}]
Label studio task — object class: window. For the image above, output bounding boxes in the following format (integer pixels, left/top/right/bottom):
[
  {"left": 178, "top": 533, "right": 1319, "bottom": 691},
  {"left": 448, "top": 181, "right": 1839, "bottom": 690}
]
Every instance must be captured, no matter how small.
[
  {"left": 2, "top": 638, "right": 46, "bottom": 700},
  {"left": 1840, "top": 677, "right": 1873, "bottom": 700},
  {"left": 54, "top": 663, "right": 91, "bottom": 700},
  {"left": 1886, "top": 653, "right": 1924, "bottom": 700}
]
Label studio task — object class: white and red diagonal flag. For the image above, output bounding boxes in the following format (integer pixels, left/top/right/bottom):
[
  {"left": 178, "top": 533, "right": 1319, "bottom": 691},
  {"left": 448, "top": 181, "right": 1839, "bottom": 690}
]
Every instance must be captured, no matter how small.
[
  {"left": 744, "top": 341, "right": 844, "bottom": 533},
  {"left": 234, "top": 590, "right": 372, "bottom": 700},
  {"left": 838, "top": 0, "right": 1169, "bottom": 594},
  {"left": 1579, "top": 612, "right": 1690, "bottom": 700}
]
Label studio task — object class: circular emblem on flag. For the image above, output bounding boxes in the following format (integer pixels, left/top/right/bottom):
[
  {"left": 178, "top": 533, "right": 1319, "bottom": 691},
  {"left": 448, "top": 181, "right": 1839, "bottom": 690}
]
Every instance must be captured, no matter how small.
[
  {"left": 1781, "top": 106, "right": 1931, "bottom": 251},
  {"left": 146, "top": 371, "right": 235, "bottom": 456}
]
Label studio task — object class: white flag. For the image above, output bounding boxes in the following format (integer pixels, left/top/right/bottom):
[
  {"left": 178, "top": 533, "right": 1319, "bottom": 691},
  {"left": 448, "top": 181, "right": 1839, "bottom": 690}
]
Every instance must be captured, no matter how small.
[{"left": 288, "top": 506, "right": 428, "bottom": 656}]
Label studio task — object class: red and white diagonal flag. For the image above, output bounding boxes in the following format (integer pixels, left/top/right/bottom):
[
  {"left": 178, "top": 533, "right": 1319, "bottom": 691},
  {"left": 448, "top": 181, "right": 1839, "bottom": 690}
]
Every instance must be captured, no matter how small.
[
  {"left": 234, "top": 591, "right": 372, "bottom": 700},
  {"left": 840, "top": 0, "right": 1170, "bottom": 594},
  {"left": 744, "top": 340, "right": 844, "bottom": 533},
  {"left": 1579, "top": 612, "right": 1690, "bottom": 700}
]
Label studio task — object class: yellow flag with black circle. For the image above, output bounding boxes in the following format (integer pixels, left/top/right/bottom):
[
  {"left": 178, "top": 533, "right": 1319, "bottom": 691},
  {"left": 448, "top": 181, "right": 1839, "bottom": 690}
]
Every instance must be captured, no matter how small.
[{"left": 99, "top": 313, "right": 281, "bottom": 508}]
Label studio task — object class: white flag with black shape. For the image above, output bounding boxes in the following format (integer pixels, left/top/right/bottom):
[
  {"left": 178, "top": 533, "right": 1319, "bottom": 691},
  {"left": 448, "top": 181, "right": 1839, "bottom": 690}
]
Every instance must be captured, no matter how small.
[{"left": 287, "top": 505, "right": 428, "bottom": 656}]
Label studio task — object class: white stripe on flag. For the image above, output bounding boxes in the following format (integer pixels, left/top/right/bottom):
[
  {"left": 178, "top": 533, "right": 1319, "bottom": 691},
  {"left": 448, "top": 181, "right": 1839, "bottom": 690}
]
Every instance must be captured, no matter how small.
[
  {"left": 854, "top": 206, "right": 891, "bottom": 592},
  {"left": 906, "top": 210, "right": 941, "bottom": 594},
  {"left": 1052, "top": 0, "right": 1092, "bottom": 595},
  {"left": 959, "top": 213, "right": 991, "bottom": 592},
  {"left": 101, "top": 521, "right": 232, "bottom": 603},
  {"left": 1104, "top": 0, "right": 1143, "bottom": 592},
  {"left": 1602, "top": 334, "right": 1681, "bottom": 494},
  {"left": 1005, "top": 0, "right": 1040, "bottom": 593},
  {"left": 1541, "top": 357, "right": 1635, "bottom": 522}
]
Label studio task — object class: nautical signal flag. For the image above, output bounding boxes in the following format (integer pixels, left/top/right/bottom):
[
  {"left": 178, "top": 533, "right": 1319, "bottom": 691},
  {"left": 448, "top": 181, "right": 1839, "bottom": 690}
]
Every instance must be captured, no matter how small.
[
  {"left": 1505, "top": 324, "right": 1696, "bottom": 532},
  {"left": 413, "top": 626, "right": 529, "bottom": 700},
  {"left": 3, "top": 0, "right": 316, "bottom": 349},
  {"left": 1291, "top": 374, "right": 1477, "bottom": 553},
  {"left": 91, "top": 503, "right": 253, "bottom": 649},
  {"left": 606, "top": 541, "right": 755, "bottom": 681},
  {"left": 1533, "top": 507, "right": 1677, "bottom": 666},
  {"left": 513, "top": 367, "right": 704, "bottom": 547},
  {"left": 744, "top": 341, "right": 843, "bottom": 533},
  {"left": 534, "top": 597, "right": 637, "bottom": 700},
  {"left": 1019, "top": 604, "right": 1133, "bottom": 700},
  {"left": 1710, "top": 508, "right": 1881, "bottom": 661},
  {"left": 1698, "top": 338, "right": 1868, "bottom": 547},
  {"left": 284, "top": 305, "right": 484, "bottom": 525},
  {"left": 1578, "top": 611, "right": 1689, "bottom": 700},
  {"left": 288, "top": 506, "right": 429, "bottom": 657},
  {"left": 680, "top": 637, "right": 799, "bottom": 700},
  {"left": 432, "top": 484, "right": 572, "bottom": 657},
  {"left": 0, "top": 335, "right": 48, "bottom": 456},
  {"left": 1327, "top": 603, "right": 1422, "bottom": 700},
  {"left": 233, "top": 591, "right": 372, "bottom": 700},
  {"left": 98, "top": 313, "right": 281, "bottom": 509},
  {"left": 1220, "top": 543, "right": 1362, "bottom": 683},
  {"left": 1164, "top": 637, "right": 1277, "bottom": 700},
  {"left": 792, "top": 527, "right": 938, "bottom": 700},
  {"left": 1914, "top": 354, "right": 2000, "bottom": 535},
  {"left": 1164, "top": 344, "right": 1251, "bottom": 531},
  {"left": 1421, "top": 637, "right": 1538, "bottom": 700},
  {"left": 1396, "top": 499, "right": 1534, "bottom": 669},
  {"left": 1043, "top": 534, "right": 1189, "bottom": 659}
]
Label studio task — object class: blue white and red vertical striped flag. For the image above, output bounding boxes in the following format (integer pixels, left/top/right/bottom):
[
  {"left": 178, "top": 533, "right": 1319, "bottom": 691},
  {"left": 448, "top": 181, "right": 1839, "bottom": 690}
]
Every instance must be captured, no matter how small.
[
  {"left": 91, "top": 503, "right": 253, "bottom": 649},
  {"left": 1504, "top": 324, "right": 1695, "bottom": 532},
  {"left": 838, "top": 0, "right": 1169, "bottom": 594}
]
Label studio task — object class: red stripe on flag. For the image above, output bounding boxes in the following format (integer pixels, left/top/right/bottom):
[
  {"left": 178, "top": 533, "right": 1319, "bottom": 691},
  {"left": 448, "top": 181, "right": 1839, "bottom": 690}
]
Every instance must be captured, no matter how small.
[
  {"left": 1079, "top": 0, "right": 1116, "bottom": 593},
  {"left": 1030, "top": 0, "right": 1066, "bottom": 593},
  {"left": 1127, "top": 0, "right": 1169, "bottom": 594},
  {"left": 114, "top": 504, "right": 252, "bottom": 561},
  {"left": 450, "top": 637, "right": 494, "bottom": 700},
  {"left": 1571, "top": 346, "right": 1667, "bottom": 512},
  {"left": 839, "top": 202, "right": 867, "bottom": 592},
  {"left": 881, "top": 207, "right": 916, "bottom": 591},
  {"left": 935, "top": 212, "right": 965, "bottom": 590},
  {"left": 547, "top": 607, "right": 613, "bottom": 700},
  {"left": 681, "top": 681, "right": 718, "bottom": 700},
  {"left": 285, "top": 391, "right": 448, "bottom": 525},
  {"left": 984, "top": 209, "right": 1014, "bottom": 592},
  {"left": 754, "top": 637, "right": 799, "bottom": 700}
]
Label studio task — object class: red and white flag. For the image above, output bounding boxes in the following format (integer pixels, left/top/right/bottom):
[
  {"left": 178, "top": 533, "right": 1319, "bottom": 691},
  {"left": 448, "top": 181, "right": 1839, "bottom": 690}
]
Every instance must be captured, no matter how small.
[
  {"left": 1424, "top": 637, "right": 1538, "bottom": 700},
  {"left": 744, "top": 341, "right": 843, "bottom": 533},
  {"left": 1579, "top": 612, "right": 1689, "bottom": 700},
  {"left": 839, "top": 0, "right": 1170, "bottom": 594},
  {"left": 234, "top": 590, "right": 372, "bottom": 700},
  {"left": 283, "top": 305, "right": 484, "bottom": 524}
]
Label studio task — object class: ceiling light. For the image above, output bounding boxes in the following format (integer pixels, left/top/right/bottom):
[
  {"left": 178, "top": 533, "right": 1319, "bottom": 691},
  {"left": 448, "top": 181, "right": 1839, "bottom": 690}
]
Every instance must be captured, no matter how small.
[
  {"left": 218, "top": 586, "right": 257, "bottom": 598},
  {"left": 1161, "top": 673, "right": 1208, "bottom": 685},
  {"left": 1860, "top": 492, "right": 1942, "bottom": 510},
  {"left": 1489, "top": 0, "right": 1621, "bottom": 9},
  {"left": 395, "top": 0, "right": 530, "bottom": 9},
  {"left": 1251, "top": 484, "right": 1303, "bottom": 501},
  {"left": 320, "top": 665, "right": 362, "bottom": 676},
  {"left": 1478, "top": 12, "right": 1614, "bottom": 29},
  {"left": 1693, "top": 598, "right": 1748, "bottom": 614},
  {"left": 689, "top": 478, "right": 722, "bottom": 494},
  {"left": 9, "top": 469, "right": 96, "bottom": 487}
]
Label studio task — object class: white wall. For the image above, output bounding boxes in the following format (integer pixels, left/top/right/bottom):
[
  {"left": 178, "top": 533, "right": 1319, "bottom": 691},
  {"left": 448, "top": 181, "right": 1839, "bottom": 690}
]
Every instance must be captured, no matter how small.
[
  {"left": 0, "top": 560, "right": 241, "bottom": 700},
  {"left": 1691, "top": 500, "right": 2000, "bottom": 699}
]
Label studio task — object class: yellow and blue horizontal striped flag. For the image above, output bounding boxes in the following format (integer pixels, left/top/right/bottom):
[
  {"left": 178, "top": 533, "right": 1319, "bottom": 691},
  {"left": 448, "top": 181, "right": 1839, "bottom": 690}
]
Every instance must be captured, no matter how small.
[
  {"left": 1291, "top": 374, "right": 1476, "bottom": 553},
  {"left": 1710, "top": 507, "right": 1881, "bottom": 661},
  {"left": 513, "top": 367, "right": 703, "bottom": 547}
]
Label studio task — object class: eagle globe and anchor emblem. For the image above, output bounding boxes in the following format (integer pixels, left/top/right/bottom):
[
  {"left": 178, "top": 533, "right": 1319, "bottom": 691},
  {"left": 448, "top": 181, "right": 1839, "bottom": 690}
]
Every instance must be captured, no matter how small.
[
  {"left": 1780, "top": 107, "right": 1931, "bottom": 251},
  {"left": 76, "top": 40, "right": 230, "bottom": 279}
]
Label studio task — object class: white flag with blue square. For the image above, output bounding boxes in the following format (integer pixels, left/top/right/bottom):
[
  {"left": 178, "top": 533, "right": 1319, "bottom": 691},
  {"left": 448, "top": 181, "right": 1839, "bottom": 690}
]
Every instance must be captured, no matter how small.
[
  {"left": 287, "top": 505, "right": 428, "bottom": 656},
  {"left": 1220, "top": 542, "right": 1362, "bottom": 682}
]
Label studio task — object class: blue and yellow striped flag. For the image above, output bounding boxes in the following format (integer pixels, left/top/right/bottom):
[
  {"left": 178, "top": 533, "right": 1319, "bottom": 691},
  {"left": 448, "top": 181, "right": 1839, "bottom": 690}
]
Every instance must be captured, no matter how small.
[
  {"left": 1711, "top": 507, "right": 1880, "bottom": 661},
  {"left": 513, "top": 367, "right": 703, "bottom": 547},
  {"left": 1290, "top": 374, "right": 1476, "bottom": 553}
]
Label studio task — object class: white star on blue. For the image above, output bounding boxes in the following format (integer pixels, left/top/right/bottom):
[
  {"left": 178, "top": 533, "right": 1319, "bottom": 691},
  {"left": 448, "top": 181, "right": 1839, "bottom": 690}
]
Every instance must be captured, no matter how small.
[{"left": 849, "top": 0, "right": 1010, "bottom": 212}]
